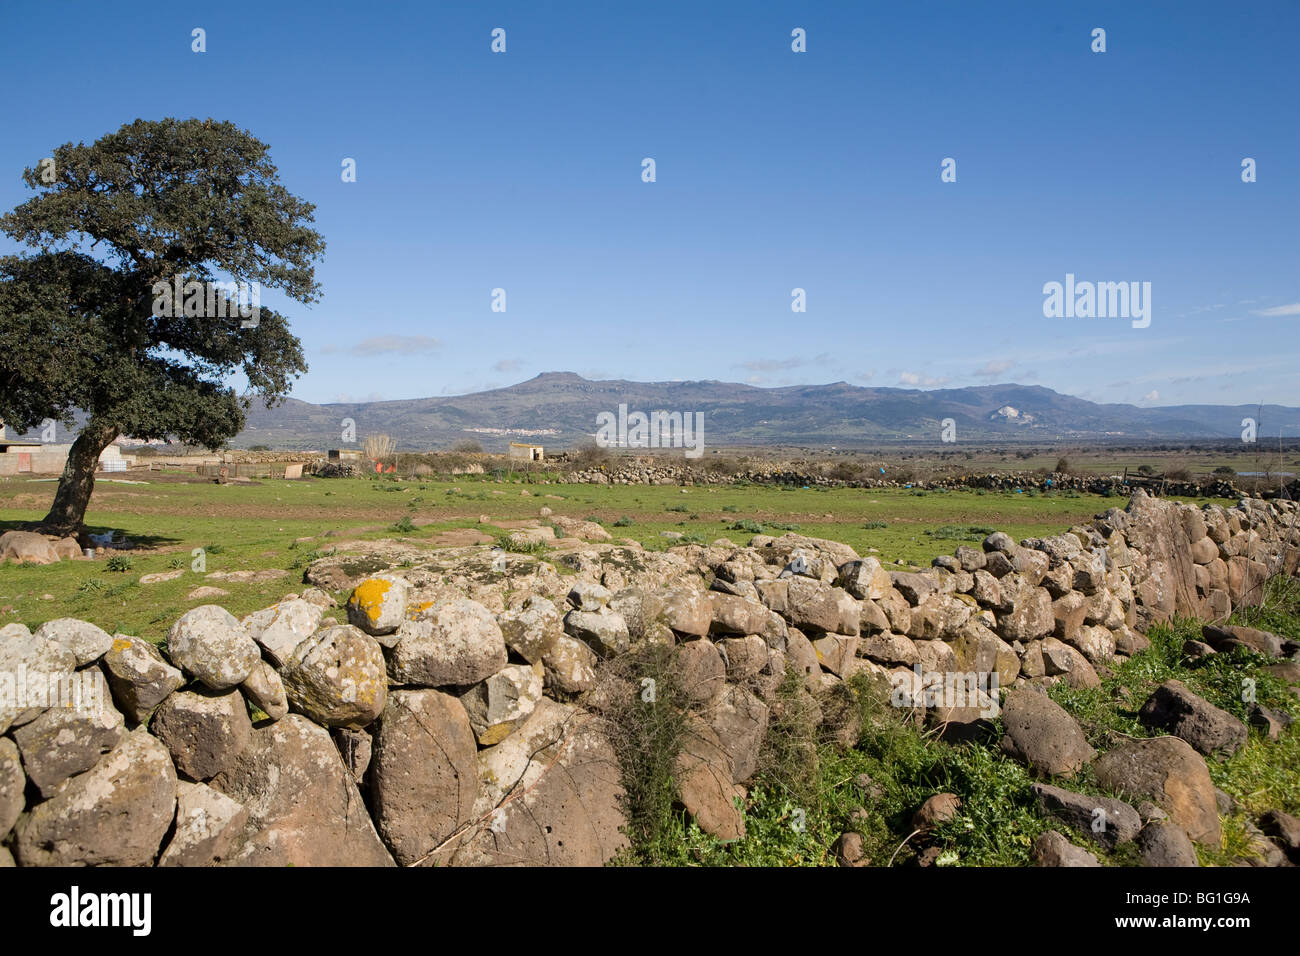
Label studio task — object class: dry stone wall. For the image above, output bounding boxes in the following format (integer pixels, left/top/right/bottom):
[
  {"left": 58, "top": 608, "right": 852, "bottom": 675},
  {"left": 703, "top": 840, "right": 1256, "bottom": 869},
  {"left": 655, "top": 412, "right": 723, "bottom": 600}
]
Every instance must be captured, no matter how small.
[{"left": 1, "top": 490, "right": 1298, "bottom": 867}]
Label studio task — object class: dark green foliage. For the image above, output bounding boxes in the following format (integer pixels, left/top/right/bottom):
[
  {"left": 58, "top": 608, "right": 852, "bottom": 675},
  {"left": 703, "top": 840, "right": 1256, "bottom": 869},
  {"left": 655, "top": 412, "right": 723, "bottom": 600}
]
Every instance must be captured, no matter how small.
[{"left": 0, "top": 118, "right": 323, "bottom": 531}]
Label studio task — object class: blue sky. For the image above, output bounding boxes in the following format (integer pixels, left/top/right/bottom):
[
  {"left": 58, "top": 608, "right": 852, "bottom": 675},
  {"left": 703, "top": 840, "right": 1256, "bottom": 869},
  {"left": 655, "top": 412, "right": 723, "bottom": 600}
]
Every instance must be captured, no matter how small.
[{"left": 2, "top": 0, "right": 1297, "bottom": 408}]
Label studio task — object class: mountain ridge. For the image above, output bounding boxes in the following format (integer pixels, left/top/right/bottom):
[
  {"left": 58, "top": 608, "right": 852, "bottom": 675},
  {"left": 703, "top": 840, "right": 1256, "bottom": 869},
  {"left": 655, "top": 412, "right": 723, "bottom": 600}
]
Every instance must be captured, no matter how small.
[{"left": 228, "top": 373, "right": 1300, "bottom": 450}]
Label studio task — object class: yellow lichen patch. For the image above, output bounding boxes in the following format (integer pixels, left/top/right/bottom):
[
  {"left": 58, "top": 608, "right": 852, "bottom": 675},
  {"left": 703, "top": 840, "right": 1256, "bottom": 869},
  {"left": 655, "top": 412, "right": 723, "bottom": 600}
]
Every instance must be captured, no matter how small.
[
  {"left": 349, "top": 578, "right": 392, "bottom": 623},
  {"left": 407, "top": 600, "right": 434, "bottom": 619},
  {"left": 477, "top": 722, "right": 516, "bottom": 747},
  {"left": 111, "top": 637, "right": 133, "bottom": 653}
]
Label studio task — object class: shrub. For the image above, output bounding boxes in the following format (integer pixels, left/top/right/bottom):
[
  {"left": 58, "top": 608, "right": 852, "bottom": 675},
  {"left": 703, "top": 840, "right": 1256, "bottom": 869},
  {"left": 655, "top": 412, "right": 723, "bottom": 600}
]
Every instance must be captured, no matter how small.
[{"left": 594, "top": 644, "right": 690, "bottom": 865}]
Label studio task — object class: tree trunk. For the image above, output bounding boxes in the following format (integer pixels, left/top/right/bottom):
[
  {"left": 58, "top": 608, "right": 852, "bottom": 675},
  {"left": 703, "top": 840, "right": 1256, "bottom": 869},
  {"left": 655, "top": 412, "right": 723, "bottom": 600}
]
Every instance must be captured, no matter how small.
[{"left": 38, "top": 417, "right": 119, "bottom": 536}]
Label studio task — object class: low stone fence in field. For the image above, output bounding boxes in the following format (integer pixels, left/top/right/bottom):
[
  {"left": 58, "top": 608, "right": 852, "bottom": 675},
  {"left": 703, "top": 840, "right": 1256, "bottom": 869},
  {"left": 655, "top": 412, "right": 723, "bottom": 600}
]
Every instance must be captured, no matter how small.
[{"left": 2, "top": 491, "right": 1298, "bottom": 867}]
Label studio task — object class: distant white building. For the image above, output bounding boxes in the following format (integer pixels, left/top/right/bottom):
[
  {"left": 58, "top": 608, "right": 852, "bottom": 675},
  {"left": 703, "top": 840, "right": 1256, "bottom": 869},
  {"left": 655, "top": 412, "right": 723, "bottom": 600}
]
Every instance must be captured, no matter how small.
[{"left": 508, "top": 442, "right": 544, "bottom": 462}]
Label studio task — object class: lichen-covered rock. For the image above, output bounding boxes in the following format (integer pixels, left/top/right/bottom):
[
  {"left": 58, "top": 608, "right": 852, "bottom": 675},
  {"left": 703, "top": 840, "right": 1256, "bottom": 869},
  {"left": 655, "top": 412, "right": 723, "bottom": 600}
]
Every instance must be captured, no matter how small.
[
  {"left": 32, "top": 618, "right": 113, "bottom": 666},
  {"left": 498, "top": 595, "right": 563, "bottom": 663},
  {"left": 240, "top": 660, "right": 289, "bottom": 721},
  {"left": 541, "top": 635, "right": 598, "bottom": 694},
  {"left": 242, "top": 598, "right": 324, "bottom": 666},
  {"left": 12, "top": 670, "right": 124, "bottom": 795},
  {"left": 346, "top": 575, "right": 410, "bottom": 639},
  {"left": 281, "top": 625, "right": 387, "bottom": 728},
  {"left": 151, "top": 687, "right": 253, "bottom": 780},
  {"left": 838, "top": 557, "right": 894, "bottom": 600},
  {"left": 459, "top": 663, "right": 544, "bottom": 746},
  {"left": 368, "top": 689, "right": 478, "bottom": 866},
  {"left": 387, "top": 599, "right": 508, "bottom": 687},
  {"left": 158, "top": 781, "right": 248, "bottom": 867},
  {"left": 167, "top": 605, "right": 261, "bottom": 690},
  {"left": 13, "top": 729, "right": 177, "bottom": 867},
  {"left": 786, "top": 577, "right": 860, "bottom": 635},
  {"left": 0, "top": 628, "right": 76, "bottom": 732},
  {"left": 210, "top": 714, "right": 394, "bottom": 866},
  {"left": 564, "top": 607, "right": 631, "bottom": 656},
  {"left": 472, "top": 697, "right": 578, "bottom": 814},
  {"left": 448, "top": 716, "right": 627, "bottom": 866},
  {"left": 100, "top": 634, "right": 184, "bottom": 724},
  {"left": 0, "top": 738, "right": 25, "bottom": 837},
  {"left": 718, "top": 634, "right": 769, "bottom": 680},
  {"left": 708, "top": 592, "right": 771, "bottom": 636}
]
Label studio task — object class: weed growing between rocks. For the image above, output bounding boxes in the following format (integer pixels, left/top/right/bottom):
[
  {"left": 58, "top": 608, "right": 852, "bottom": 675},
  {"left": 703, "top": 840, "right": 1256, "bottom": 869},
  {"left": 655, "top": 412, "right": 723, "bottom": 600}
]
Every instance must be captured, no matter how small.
[{"left": 595, "top": 644, "right": 691, "bottom": 864}]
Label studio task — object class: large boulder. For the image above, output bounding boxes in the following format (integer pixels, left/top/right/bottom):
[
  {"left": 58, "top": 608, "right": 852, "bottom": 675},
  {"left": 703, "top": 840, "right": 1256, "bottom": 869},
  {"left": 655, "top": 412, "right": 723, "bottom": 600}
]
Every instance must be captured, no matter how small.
[
  {"left": 708, "top": 592, "right": 771, "bottom": 636},
  {"left": 159, "top": 781, "right": 249, "bottom": 867},
  {"left": 459, "top": 664, "right": 544, "bottom": 746},
  {"left": 11, "top": 670, "right": 124, "bottom": 796},
  {"left": 280, "top": 625, "right": 388, "bottom": 728},
  {"left": 368, "top": 689, "right": 479, "bottom": 866},
  {"left": 166, "top": 605, "right": 261, "bottom": 690},
  {"left": 32, "top": 618, "right": 113, "bottom": 666},
  {"left": 100, "top": 634, "right": 184, "bottom": 724},
  {"left": 541, "top": 635, "right": 598, "bottom": 694},
  {"left": 150, "top": 687, "right": 254, "bottom": 780},
  {"left": 473, "top": 698, "right": 579, "bottom": 813},
  {"left": 448, "top": 716, "right": 628, "bottom": 866},
  {"left": 676, "top": 716, "right": 745, "bottom": 841},
  {"left": 498, "top": 595, "right": 563, "bottom": 663},
  {"left": 785, "top": 577, "right": 859, "bottom": 635},
  {"left": 1092, "top": 736, "right": 1221, "bottom": 845},
  {"left": 210, "top": 714, "right": 395, "bottom": 866},
  {"left": 1201, "top": 624, "right": 1284, "bottom": 657},
  {"left": 242, "top": 599, "right": 324, "bottom": 666},
  {"left": 346, "top": 574, "right": 411, "bottom": 639},
  {"left": 0, "top": 530, "right": 61, "bottom": 565},
  {"left": 564, "top": 607, "right": 631, "bottom": 657},
  {"left": 704, "top": 684, "right": 769, "bottom": 784},
  {"left": 995, "top": 582, "right": 1054, "bottom": 643},
  {"left": 0, "top": 628, "right": 76, "bottom": 732},
  {"left": 1124, "top": 492, "right": 1202, "bottom": 624},
  {"left": 12, "top": 729, "right": 177, "bottom": 867},
  {"left": 387, "top": 599, "right": 508, "bottom": 687},
  {"left": 1138, "top": 680, "right": 1248, "bottom": 757},
  {"left": 1000, "top": 689, "right": 1095, "bottom": 778},
  {"left": 838, "top": 557, "right": 894, "bottom": 601}
]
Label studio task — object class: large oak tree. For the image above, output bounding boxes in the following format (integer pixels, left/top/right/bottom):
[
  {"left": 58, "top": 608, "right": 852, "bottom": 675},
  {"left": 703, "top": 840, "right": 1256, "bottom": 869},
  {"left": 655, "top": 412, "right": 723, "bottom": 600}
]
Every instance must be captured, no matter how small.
[{"left": 0, "top": 118, "right": 323, "bottom": 535}]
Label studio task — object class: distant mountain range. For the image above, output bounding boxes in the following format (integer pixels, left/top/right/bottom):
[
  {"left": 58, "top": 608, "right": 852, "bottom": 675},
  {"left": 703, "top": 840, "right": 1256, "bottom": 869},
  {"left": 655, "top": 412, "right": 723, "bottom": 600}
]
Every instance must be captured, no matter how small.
[{"left": 222, "top": 372, "right": 1300, "bottom": 451}]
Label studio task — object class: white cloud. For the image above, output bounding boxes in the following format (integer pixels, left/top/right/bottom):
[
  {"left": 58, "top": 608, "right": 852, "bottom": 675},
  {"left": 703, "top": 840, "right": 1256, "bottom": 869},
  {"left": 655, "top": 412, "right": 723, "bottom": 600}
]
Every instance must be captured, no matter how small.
[
  {"left": 493, "top": 358, "right": 522, "bottom": 373},
  {"left": 973, "top": 359, "right": 1014, "bottom": 379},
  {"left": 1252, "top": 303, "right": 1300, "bottom": 317},
  {"left": 1142, "top": 389, "right": 1159, "bottom": 402}
]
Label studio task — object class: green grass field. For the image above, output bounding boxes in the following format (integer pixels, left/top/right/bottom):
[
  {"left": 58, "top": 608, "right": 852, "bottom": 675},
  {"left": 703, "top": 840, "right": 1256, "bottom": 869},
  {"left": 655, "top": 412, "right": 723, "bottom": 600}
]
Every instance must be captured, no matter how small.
[{"left": 0, "top": 472, "right": 1235, "bottom": 641}]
